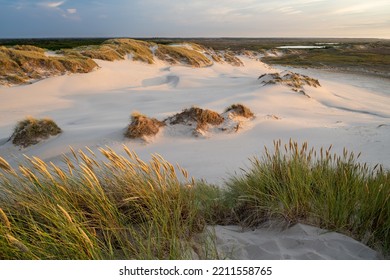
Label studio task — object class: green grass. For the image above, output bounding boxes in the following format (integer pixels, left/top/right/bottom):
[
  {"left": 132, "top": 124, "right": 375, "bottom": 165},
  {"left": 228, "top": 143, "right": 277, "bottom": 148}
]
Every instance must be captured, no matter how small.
[
  {"left": 261, "top": 49, "right": 390, "bottom": 75},
  {"left": 225, "top": 140, "right": 390, "bottom": 255},
  {"left": 0, "top": 140, "right": 389, "bottom": 259}
]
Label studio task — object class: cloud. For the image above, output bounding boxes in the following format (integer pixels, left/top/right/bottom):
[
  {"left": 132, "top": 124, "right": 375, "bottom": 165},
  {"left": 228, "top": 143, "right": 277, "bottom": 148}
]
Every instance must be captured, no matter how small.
[
  {"left": 67, "top": 8, "right": 77, "bottom": 14},
  {"left": 39, "top": 1, "right": 66, "bottom": 9},
  {"left": 333, "top": 1, "right": 389, "bottom": 15},
  {"left": 277, "top": 6, "right": 303, "bottom": 15}
]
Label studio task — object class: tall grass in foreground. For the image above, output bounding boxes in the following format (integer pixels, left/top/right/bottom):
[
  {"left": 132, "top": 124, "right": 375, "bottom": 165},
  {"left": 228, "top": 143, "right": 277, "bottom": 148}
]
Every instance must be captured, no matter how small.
[
  {"left": 0, "top": 147, "right": 207, "bottom": 259},
  {"left": 0, "top": 140, "right": 389, "bottom": 259},
  {"left": 226, "top": 140, "right": 390, "bottom": 255}
]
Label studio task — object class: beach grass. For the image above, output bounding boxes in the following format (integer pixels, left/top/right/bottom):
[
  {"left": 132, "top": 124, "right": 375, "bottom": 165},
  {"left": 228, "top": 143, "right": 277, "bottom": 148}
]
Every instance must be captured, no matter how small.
[
  {"left": 11, "top": 117, "right": 62, "bottom": 148},
  {"left": 124, "top": 112, "right": 165, "bottom": 139},
  {"left": 0, "top": 147, "right": 207, "bottom": 259},
  {"left": 225, "top": 140, "right": 390, "bottom": 255},
  {"left": 0, "top": 46, "right": 97, "bottom": 86},
  {"left": 155, "top": 45, "right": 212, "bottom": 67},
  {"left": 0, "top": 141, "right": 389, "bottom": 259}
]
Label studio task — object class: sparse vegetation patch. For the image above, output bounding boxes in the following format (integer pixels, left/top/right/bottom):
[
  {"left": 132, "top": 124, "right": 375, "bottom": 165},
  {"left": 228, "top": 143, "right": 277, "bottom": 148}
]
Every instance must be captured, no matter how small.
[
  {"left": 258, "top": 71, "right": 321, "bottom": 97},
  {"left": 125, "top": 112, "right": 165, "bottom": 139},
  {"left": 164, "top": 107, "right": 224, "bottom": 135},
  {"left": 11, "top": 117, "right": 62, "bottom": 148}
]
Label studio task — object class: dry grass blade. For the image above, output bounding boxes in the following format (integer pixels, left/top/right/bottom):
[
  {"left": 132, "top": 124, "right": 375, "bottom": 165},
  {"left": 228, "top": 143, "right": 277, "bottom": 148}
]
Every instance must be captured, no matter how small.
[
  {"left": 6, "top": 234, "right": 30, "bottom": 253},
  {"left": 0, "top": 207, "right": 11, "bottom": 230}
]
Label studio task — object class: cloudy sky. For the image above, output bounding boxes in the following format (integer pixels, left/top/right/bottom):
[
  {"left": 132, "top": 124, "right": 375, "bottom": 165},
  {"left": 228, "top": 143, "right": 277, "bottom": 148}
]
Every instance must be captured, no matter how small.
[{"left": 0, "top": 0, "right": 389, "bottom": 38}]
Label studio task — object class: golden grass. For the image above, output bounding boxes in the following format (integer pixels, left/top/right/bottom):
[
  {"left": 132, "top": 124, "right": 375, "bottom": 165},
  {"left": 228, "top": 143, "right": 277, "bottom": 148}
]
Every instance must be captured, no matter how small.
[
  {"left": 11, "top": 117, "right": 62, "bottom": 148},
  {"left": 103, "top": 39, "right": 155, "bottom": 64},
  {"left": 125, "top": 112, "right": 165, "bottom": 139},
  {"left": 223, "top": 51, "right": 244, "bottom": 66},
  {"left": 79, "top": 45, "right": 123, "bottom": 61},
  {"left": 0, "top": 147, "right": 207, "bottom": 259},
  {"left": 0, "top": 46, "right": 97, "bottom": 86},
  {"left": 155, "top": 45, "right": 212, "bottom": 67}
]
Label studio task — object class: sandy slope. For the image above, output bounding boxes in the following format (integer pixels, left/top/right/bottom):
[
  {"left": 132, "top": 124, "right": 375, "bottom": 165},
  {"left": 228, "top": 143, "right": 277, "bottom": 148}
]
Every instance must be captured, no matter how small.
[
  {"left": 211, "top": 223, "right": 379, "bottom": 260},
  {"left": 0, "top": 54, "right": 389, "bottom": 259}
]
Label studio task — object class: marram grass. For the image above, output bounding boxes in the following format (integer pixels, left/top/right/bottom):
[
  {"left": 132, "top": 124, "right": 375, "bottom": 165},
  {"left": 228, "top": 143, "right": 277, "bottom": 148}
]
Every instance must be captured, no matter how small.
[
  {"left": 0, "top": 140, "right": 389, "bottom": 259},
  {"left": 226, "top": 139, "right": 390, "bottom": 255},
  {"left": 0, "top": 146, "right": 206, "bottom": 260}
]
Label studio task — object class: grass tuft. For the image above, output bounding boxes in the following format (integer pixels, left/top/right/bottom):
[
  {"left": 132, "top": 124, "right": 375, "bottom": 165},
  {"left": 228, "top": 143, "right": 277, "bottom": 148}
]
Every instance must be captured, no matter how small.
[
  {"left": 11, "top": 117, "right": 62, "bottom": 148},
  {"left": 124, "top": 112, "right": 165, "bottom": 139}
]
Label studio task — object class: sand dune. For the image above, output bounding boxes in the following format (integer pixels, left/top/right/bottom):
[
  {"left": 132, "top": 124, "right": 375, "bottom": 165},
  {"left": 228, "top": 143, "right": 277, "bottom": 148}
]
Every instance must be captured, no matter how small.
[{"left": 0, "top": 48, "right": 389, "bottom": 259}]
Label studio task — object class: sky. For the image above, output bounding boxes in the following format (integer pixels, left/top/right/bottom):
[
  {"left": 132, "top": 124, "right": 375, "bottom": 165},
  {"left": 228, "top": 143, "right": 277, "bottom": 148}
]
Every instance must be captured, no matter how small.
[{"left": 0, "top": 0, "right": 389, "bottom": 38}]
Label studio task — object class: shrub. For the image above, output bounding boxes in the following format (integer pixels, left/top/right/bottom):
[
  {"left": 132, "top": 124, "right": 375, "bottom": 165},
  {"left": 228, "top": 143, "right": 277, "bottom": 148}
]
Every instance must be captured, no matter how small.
[{"left": 11, "top": 117, "right": 62, "bottom": 147}]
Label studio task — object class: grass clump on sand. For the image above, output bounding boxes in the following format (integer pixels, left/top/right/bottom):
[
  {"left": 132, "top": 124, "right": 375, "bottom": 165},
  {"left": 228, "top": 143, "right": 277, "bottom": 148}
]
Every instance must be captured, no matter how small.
[
  {"left": 224, "top": 139, "right": 390, "bottom": 256},
  {"left": 224, "top": 104, "right": 254, "bottom": 118},
  {"left": 0, "top": 147, "right": 209, "bottom": 259},
  {"left": 11, "top": 117, "right": 62, "bottom": 148},
  {"left": 165, "top": 107, "right": 224, "bottom": 132},
  {"left": 125, "top": 112, "right": 165, "bottom": 139},
  {"left": 156, "top": 45, "right": 212, "bottom": 67}
]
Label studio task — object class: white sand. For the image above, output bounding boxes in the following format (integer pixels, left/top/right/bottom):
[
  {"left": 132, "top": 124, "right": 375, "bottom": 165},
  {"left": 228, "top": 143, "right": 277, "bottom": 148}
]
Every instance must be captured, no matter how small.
[
  {"left": 211, "top": 223, "right": 380, "bottom": 259},
  {"left": 0, "top": 54, "right": 389, "bottom": 260}
]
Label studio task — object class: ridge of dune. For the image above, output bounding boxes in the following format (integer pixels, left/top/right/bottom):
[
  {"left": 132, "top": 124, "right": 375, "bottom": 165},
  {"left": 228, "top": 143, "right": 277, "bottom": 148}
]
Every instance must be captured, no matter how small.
[{"left": 0, "top": 39, "right": 252, "bottom": 87}]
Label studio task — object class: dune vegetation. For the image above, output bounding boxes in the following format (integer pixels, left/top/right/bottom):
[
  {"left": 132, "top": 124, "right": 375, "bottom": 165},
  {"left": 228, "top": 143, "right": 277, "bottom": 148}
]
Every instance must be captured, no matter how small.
[
  {"left": 258, "top": 71, "right": 321, "bottom": 97},
  {"left": 0, "top": 45, "right": 97, "bottom": 86},
  {"left": 165, "top": 106, "right": 224, "bottom": 133},
  {"left": 155, "top": 44, "right": 213, "bottom": 67},
  {"left": 0, "top": 140, "right": 388, "bottom": 259},
  {"left": 125, "top": 112, "right": 165, "bottom": 139},
  {"left": 11, "top": 117, "right": 62, "bottom": 148},
  {"left": 1, "top": 39, "right": 246, "bottom": 86}
]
